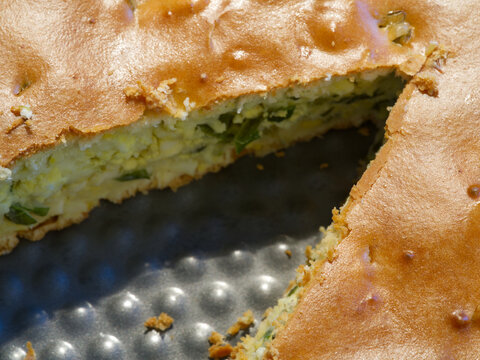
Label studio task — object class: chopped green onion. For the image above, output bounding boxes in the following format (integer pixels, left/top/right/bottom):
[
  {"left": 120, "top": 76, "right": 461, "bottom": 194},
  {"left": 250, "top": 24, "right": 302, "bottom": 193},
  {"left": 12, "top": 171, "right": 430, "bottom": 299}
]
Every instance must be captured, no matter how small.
[
  {"left": 262, "top": 327, "right": 274, "bottom": 341},
  {"left": 268, "top": 105, "right": 296, "bottom": 122},
  {"left": 116, "top": 169, "right": 150, "bottom": 182},
  {"left": 234, "top": 117, "right": 261, "bottom": 153},
  {"left": 5, "top": 204, "right": 37, "bottom": 225},
  {"left": 219, "top": 111, "right": 236, "bottom": 127},
  {"left": 287, "top": 285, "right": 299, "bottom": 297},
  {"left": 25, "top": 206, "right": 49, "bottom": 217}
]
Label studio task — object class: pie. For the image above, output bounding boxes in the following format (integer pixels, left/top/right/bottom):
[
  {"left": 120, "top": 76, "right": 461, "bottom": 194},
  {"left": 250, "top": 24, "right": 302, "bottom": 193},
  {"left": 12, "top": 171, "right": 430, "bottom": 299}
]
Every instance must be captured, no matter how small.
[
  {"left": 0, "top": 0, "right": 413, "bottom": 253},
  {"left": 1, "top": 1, "right": 479, "bottom": 359},
  {"left": 232, "top": 1, "right": 480, "bottom": 359}
]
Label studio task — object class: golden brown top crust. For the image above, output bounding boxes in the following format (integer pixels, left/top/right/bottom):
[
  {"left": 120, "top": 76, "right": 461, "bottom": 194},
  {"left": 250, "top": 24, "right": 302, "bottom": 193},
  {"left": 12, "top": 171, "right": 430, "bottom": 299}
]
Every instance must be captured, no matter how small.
[
  {"left": 272, "top": 0, "right": 480, "bottom": 358},
  {"left": 0, "top": 0, "right": 426, "bottom": 167}
]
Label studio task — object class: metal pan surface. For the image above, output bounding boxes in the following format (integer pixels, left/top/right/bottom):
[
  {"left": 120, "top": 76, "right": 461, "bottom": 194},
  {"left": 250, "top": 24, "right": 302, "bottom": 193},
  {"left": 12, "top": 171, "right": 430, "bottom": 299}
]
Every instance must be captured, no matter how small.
[{"left": 0, "top": 128, "right": 374, "bottom": 359}]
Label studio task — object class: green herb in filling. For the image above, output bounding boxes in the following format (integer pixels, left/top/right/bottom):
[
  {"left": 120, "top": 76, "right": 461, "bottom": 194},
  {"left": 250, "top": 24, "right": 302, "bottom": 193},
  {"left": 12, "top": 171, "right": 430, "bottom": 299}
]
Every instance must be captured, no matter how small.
[
  {"left": 23, "top": 205, "right": 49, "bottom": 217},
  {"left": 262, "top": 327, "right": 274, "bottom": 341},
  {"left": 287, "top": 285, "right": 299, "bottom": 297},
  {"left": 267, "top": 105, "right": 296, "bottom": 122},
  {"left": 116, "top": 169, "right": 150, "bottom": 182},
  {"left": 198, "top": 107, "right": 295, "bottom": 154},
  {"left": 234, "top": 117, "right": 262, "bottom": 153},
  {"left": 4, "top": 203, "right": 50, "bottom": 225}
]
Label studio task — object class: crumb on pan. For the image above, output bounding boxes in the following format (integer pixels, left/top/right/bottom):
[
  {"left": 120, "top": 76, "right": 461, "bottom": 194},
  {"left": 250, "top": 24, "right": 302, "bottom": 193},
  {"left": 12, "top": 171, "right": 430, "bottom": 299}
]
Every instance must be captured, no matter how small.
[
  {"left": 144, "top": 312, "right": 174, "bottom": 332},
  {"left": 209, "top": 343, "right": 234, "bottom": 359},
  {"left": 227, "top": 310, "right": 255, "bottom": 337},
  {"left": 209, "top": 330, "right": 234, "bottom": 359},
  {"left": 320, "top": 162, "right": 329, "bottom": 169},
  {"left": 209, "top": 331, "right": 225, "bottom": 345},
  {"left": 24, "top": 342, "right": 36, "bottom": 360},
  {"left": 256, "top": 163, "right": 264, "bottom": 171},
  {"left": 274, "top": 151, "right": 285, "bottom": 158},
  {"left": 285, "top": 249, "right": 292, "bottom": 258}
]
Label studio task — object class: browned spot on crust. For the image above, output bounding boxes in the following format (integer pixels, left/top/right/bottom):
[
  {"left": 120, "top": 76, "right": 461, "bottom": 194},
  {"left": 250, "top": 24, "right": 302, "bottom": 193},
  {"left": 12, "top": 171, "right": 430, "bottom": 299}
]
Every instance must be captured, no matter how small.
[
  {"left": 144, "top": 312, "right": 174, "bottom": 332},
  {"left": 468, "top": 184, "right": 480, "bottom": 199},
  {"left": 403, "top": 249, "right": 415, "bottom": 260},
  {"left": 451, "top": 310, "right": 471, "bottom": 328}
]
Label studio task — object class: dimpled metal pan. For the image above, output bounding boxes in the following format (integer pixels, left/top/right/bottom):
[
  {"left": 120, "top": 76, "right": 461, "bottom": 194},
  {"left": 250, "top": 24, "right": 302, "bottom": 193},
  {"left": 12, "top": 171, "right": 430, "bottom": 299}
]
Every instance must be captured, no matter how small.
[{"left": 0, "top": 128, "right": 374, "bottom": 359}]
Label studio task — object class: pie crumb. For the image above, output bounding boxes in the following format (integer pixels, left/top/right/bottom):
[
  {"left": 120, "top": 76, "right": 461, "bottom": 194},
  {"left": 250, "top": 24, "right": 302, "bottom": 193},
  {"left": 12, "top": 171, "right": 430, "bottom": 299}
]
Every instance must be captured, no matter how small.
[
  {"left": 144, "top": 312, "right": 174, "bottom": 332},
  {"left": 209, "top": 330, "right": 234, "bottom": 359},
  {"left": 24, "top": 342, "right": 36, "bottom": 360},
  {"left": 256, "top": 163, "right": 264, "bottom": 171},
  {"left": 274, "top": 151, "right": 285, "bottom": 158},
  {"left": 285, "top": 249, "right": 292, "bottom": 258},
  {"left": 227, "top": 310, "right": 255, "bottom": 336},
  {"left": 320, "top": 162, "right": 329, "bottom": 169},
  {"left": 208, "top": 343, "right": 234, "bottom": 359},
  {"left": 209, "top": 331, "right": 225, "bottom": 345},
  {"left": 305, "top": 245, "right": 314, "bottom": 261}
]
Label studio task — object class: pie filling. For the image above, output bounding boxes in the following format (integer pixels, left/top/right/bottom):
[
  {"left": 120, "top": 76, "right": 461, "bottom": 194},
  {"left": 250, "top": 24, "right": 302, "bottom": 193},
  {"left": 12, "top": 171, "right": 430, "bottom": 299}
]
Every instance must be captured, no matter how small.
[
  {"left": 0, "top": 69, "right": 404, "bottom": 247},
  {"left": 235, "top": 224, "right": 343, "bottom": 359}
]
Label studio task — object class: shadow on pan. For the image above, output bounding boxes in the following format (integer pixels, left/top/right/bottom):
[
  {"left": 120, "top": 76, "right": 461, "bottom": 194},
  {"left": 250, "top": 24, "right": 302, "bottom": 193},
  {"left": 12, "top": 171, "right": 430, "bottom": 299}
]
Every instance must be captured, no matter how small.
[{"left": 0, "top": 127, "right": 376, "bottom": 355}]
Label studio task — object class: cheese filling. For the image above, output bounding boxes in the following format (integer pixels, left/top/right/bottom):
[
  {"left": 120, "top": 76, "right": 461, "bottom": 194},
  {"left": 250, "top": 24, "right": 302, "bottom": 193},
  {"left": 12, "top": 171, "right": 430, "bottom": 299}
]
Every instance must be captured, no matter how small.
[{"left": 0, "top": 70, "right": 404, "bottom": 245}]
